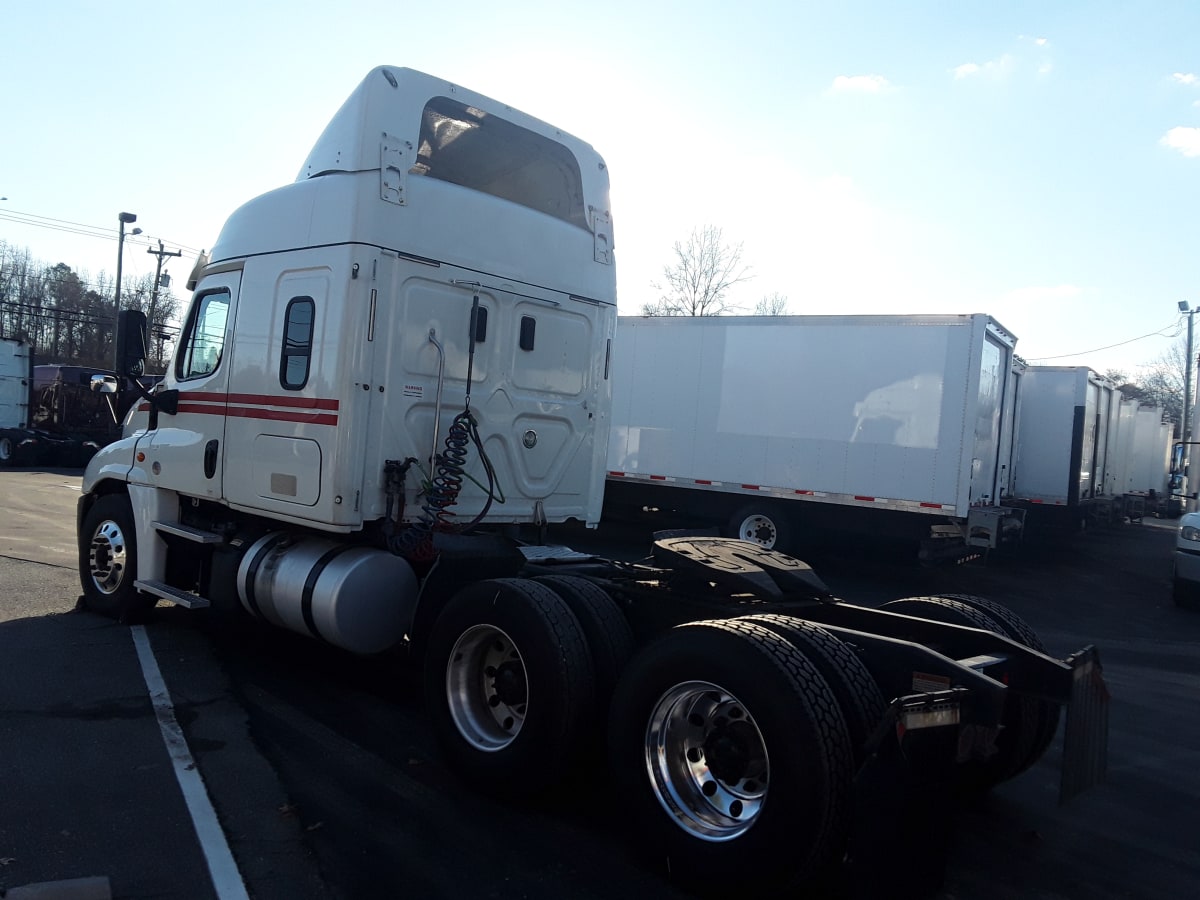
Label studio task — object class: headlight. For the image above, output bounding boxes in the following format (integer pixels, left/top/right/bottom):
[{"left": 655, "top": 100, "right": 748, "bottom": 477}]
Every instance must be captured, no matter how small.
[{"left": 1181, "top": 525, "right": 1200, "bottom": 542}]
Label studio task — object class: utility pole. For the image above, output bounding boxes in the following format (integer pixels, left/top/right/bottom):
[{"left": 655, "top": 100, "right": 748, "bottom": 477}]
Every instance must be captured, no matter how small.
[{"left": 147, "top": 240, "right": 182, "bottom": 365}]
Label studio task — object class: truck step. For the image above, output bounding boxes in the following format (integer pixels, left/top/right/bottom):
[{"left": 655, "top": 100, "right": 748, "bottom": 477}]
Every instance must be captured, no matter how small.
[
  {"left": 135, "top": 579, "right": 211, "bottom": 609},
  {"left": 152, "top": 520, "right": 224, "bottom": 544}
]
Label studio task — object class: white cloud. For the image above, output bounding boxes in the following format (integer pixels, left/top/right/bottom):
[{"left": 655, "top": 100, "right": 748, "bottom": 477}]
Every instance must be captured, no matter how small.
[
  {"left": 829, "top": 74, "right": 891, "bottom": 94},
  {"left": 952, "top": 54, "right": 1015, "bottom": 81},
  {"left": 1172, "top": 72, "right": 1198, "bottom": 86},
  {"left": 1161, "top": 126, "right": 1200, "bottom": 157}
]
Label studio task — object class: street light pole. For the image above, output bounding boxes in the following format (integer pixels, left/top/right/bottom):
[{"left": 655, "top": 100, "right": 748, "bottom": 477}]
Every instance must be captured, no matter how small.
[
  {"left": 1180, "top": 301, "right": 1196, "bottom": 447},
  {"left": 113, "top": 212, "right": 138, "bottom": 369}
]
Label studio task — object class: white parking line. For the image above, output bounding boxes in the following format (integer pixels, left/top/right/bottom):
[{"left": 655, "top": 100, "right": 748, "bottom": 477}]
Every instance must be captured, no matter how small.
[{"left": 131, "top": 625, "right": 250, "bottom": 900}]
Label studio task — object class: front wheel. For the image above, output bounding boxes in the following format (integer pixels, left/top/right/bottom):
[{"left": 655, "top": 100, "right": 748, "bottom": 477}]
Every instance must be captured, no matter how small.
[
  {"left": 0, "top": 434, "right": 14, "bottom": 467},
  {"left": 608, "top": 618, "right": 852, "bottom": 893},
  {"left": 78, "top": 494, "right": 155, "bottom": 621}
]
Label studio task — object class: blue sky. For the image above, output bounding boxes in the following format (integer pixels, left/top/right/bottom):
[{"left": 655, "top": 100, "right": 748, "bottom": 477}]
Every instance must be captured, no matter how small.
[{"left": 1, "top": 0, "right": 1197, "bottom": 376}]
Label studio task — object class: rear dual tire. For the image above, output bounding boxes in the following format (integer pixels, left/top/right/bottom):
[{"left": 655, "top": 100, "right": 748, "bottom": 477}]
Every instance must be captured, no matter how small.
[
  {"left": 608, "top": 618, "right": 853, "bottom": 893},
  {"left": 880, "top": 595, "right": 1058, "bottom": 791}
]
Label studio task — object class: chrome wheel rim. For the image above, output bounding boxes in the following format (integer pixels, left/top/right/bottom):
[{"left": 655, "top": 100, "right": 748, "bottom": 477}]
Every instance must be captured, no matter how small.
[
  {"left": 736, "top": 514, "right": 777, "bottom": 548},
  {"left": 88, "top": 519, "right": 128, "bottom": 595},
  {"left": 0, "top": 437, "right": 12, "bottom": 461},
  {"left": 446, "top": 624, "right": 528, "bottom": 751},
  {"left": 645, "top": 680, "right": 769, "bottom": 841}
]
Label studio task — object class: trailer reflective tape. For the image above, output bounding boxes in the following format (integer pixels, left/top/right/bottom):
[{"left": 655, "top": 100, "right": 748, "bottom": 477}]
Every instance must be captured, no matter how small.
[
  {"left": 741, "top": 484, "right": 760, "bottom": 490},
  {"left": 854, "top": 495, "right": 877, "bottom": 502},
  {"left": 650, "top": 474, "right": 667, "bottom": 480},
  {"left": 695, "top": 479, "right": 713, "bottom": 485},
  {"left": 607, "top": 471, "right": 625, "bottom": 477}
]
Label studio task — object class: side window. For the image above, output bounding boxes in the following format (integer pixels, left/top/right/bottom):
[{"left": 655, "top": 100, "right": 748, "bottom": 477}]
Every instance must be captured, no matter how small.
[
  {"left": 280, "top": 296, "right": 315, "bottom": 390},
  {"left": 177, "top": 290, "right": 231, "bottom": 381}
]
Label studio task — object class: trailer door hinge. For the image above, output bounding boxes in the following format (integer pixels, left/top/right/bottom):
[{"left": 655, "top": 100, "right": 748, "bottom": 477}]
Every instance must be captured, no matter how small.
[{"left": 380, "top": 134, "right": 410, "bottom": 205}]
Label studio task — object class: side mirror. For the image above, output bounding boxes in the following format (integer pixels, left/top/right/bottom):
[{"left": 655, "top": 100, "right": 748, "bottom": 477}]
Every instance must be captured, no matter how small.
[
  {"left": 115, "top": 310, "right": 148, "bottom": 379},
  {"left": 89, "top": 374, "right": 119, "bottom": 394}
]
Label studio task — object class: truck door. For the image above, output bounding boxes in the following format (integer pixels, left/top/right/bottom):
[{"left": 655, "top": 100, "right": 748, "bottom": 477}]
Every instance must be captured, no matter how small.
[{"left": 145, "top": 271, "right": 239, "bottom": 499}]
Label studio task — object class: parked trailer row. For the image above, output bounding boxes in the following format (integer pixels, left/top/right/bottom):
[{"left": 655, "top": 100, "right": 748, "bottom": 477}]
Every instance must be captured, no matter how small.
[
  {"left": 605, "top": 320, "right": 1172, "bottom": 553},
  {"left": 1011, "top": 366, "right": 1171, "bottom": 529},
  {"left": 75, "top": 67, "right": 1107, "bottom": 896}
]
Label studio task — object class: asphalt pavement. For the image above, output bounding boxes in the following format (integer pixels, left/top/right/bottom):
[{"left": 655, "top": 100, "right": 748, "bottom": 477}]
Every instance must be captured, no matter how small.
[{"left": 1, "top": 468, "right": 1199, "bottom": 899}]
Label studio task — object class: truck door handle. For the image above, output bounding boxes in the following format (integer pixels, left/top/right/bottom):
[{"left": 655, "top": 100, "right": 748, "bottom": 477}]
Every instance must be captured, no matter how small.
[{"left": 204, "top": 439, "right": 219, "bottom": 479}]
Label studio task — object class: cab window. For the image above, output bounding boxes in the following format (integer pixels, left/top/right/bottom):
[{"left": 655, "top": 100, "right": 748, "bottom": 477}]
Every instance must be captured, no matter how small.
[
  {"left": 177, "top": 289, "right": 230, "bottom": 380},
  {"left": 280, "top": 296, "right": 315, "bottom": 390}
]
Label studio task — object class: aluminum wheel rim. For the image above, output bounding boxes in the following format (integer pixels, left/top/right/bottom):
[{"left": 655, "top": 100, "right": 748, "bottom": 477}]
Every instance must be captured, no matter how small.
[
  {"left": 737, "top": 514, "right": 777, "bottom": 548},
  {"left": 0, "top": 437, "right": 12, "bottom": 461},
  {"left": 645, "top": 680, "right": 769, "bottom": 841},
  {"left": 88, "top": 519, "right": 128, "bottom": 595},
  {"left": 446, "top": 624, "right": 528, "bottom": 752}
]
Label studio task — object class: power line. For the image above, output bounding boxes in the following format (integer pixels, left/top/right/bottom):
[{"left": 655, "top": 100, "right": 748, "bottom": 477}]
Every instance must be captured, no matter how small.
[
  {"left": 0, "top": 208, "right": 203, "bottom": 256},
  {"left": 1025, "top": 320, "right": 1183, "bottom": 364}
]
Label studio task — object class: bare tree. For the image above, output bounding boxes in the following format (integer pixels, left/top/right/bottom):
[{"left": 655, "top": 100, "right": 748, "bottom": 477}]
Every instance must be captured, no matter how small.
[
  {"left": 754, "top": 292, "right": 789, "bottom": 316},
  {"left": 645, "top": 225, "right": 753, "bottom": 316},
  {"left": 1129, "top": 338, "right": 1190, "bottom": 436}
]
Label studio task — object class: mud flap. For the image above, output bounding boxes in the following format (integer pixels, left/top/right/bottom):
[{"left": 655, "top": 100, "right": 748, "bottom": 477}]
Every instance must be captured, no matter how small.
[
  {"left": 847, "top": 690, "right": 965, "bottom": 899},
  {"left": 1060, "top": 645, "right": 1109, "bottom": 803}
]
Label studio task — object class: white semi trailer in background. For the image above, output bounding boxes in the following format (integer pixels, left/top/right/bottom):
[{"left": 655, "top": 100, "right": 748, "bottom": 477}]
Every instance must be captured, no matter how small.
[
  {"left": 75, "top": 66, "right": 1107, "bottom": 895},
  {"left": 1010, "top": 367, "right": 1170, "bottom": 528},
  {"left": 1009, "top": 367, "right": 1119, "bottom": 529},
  {"left": 606, "top": 314, "right": 1026, "bottom": 561}
]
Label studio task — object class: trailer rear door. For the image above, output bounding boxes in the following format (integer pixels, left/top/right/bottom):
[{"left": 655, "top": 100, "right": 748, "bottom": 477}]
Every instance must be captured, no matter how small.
[{"left": 969, "top": 332, "right": 1010, "bottom": 505}]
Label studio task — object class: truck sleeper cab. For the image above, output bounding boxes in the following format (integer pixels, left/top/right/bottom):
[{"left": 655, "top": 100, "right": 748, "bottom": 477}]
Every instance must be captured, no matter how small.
[{"left": 76, "top": 66, "right": 1108, "bottom": 896}]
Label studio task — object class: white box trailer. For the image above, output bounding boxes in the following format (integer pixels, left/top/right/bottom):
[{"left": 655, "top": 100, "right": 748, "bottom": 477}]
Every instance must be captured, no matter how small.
[
  {"left": 0, "top": 337, "right": 33, "bottom": 464},
  {"left": 1128, "top": 404, "right": 1171, "bottom": 495},
  {"left": 607, "top": 313, "right": 1025, "bottom": 560},
  {"left": 1010, "top": 366, "right": 1119, "bottom": 529}
]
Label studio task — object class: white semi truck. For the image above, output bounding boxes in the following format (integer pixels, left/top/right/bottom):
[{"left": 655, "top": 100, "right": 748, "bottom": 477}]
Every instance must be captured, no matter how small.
[
  {"left": 77, "top": 66, "right": 1107, "bottom": 894},
  {"left": 606, "top": 313, "right": 1026, "bottom": 561}
]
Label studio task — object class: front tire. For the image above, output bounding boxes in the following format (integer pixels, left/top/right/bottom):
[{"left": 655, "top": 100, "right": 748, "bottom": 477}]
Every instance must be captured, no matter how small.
[
  {"left": 78, "top": 493, "right": 155, "bottom": 621},
  {"left": 424, "top": 578, "right": 596, "bottom": 795},
  {"left": 608, "top": 619, "right": 852, "bottom": 893}
]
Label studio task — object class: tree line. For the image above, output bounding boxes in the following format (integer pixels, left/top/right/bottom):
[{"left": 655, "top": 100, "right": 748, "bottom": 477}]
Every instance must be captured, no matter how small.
[{"left": 0, "top": 241, "right": 181, "bottom": 373}]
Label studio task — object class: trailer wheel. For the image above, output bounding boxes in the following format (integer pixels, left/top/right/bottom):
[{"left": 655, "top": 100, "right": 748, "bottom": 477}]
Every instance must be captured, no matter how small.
[
  {"left": 928, "top": 593, "right": 1062, "bottom": 777},
  {"left": 0, "top": 435, "right": 13, "bottom": 466},
  {"left": 739, "top": 614, "right": 885, "bottom": 763},
  {"left": 609, "top": 618, "right": 851, "bottom": 892},
  {"left": 879, "top": 596, "right": 1041, "bottom": 791},
  {"left": 726, "top": 503, "right": 790, "bottom": 551},
  {"left": 531, "top": 575, "right": 633, "bottom": 709},
  {"left": 78, "top": 493, "right": 155, "bottom": 621},
  {"left": 424, "top": 578, "right": 595, "bottom": 795}
]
